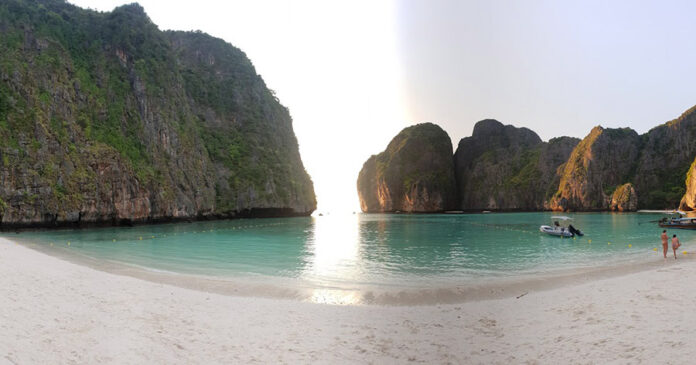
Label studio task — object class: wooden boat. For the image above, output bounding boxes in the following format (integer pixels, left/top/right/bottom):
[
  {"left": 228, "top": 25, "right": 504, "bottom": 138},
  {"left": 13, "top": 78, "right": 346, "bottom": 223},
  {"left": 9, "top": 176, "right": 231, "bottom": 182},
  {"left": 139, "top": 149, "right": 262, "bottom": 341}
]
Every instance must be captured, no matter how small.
[{"left": 658, "top": 212, "right": 696, "bottom": 229}]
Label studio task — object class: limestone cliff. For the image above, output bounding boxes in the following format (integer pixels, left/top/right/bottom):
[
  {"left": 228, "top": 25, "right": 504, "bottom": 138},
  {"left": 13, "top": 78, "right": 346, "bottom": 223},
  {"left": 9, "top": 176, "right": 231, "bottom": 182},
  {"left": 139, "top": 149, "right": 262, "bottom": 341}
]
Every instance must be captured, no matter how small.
[
  {"left": 609, "top": 183, "right": 638, "bottom": 212},
  {"left": 679, "top": 158, "right": 696, "bottom": 211},
  {"left": 453, "top": 120, "right": 578, "bottom": 210},
  {"left": 0, "top": 0, "right": 315, "bottom": 227},
  {"left": 635, "top": 106, "right": 696, "bottom": 209},
  {"left": 549, "top": 126, "right": 640, "bottom": 211},
  {"left": 357, "top": 123, "right": 457, "bottom": 213}
]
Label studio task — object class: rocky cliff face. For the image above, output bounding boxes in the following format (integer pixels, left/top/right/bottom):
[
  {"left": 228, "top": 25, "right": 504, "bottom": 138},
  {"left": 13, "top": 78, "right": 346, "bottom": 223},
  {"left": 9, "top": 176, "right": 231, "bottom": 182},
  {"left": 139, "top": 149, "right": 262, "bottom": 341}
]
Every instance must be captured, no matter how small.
[
  {"left": 635, "top": 106, "right": 696, "bottom": 209},
  {"left": 0, "top": 0, "right": 315, "bottom": 227},
  {"left": 679, "top": 158, "right": 696, "bottom": 211},
  {"left": 358, "top": 104, "right": 696, "bottom": 212},
  {"left": 549, "top": 127, "right": 640, "bottom": 211},
  {"left": 357, "top": 123, "right": 457, "bottom": 213},
  {"left": 453, "top": 120, "right": 578, "bottom": 210},
  {"left": 610, "top": 183, "right": 638, "bottom": 212}
]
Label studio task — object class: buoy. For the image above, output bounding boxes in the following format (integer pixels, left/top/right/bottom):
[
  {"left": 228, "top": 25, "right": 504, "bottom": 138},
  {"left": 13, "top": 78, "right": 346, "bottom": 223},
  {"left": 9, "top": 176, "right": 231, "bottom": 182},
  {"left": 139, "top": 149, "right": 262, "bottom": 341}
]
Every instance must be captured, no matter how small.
[
  {"left": 151, "top": 236, "right": 155, "bottom": 239},
  {"left": 608, "top": 242, "right": 611, "bottom": 245},
  {"left": 67, "top": 242, "right": 70, "bottom": 246},
  {"left": 684, "top": 251, "right": 688, "bottom": 255},
  {"left": 112, "top": 239, "right": 116, "bottom": 242},
  {"left": 139, "top": 236, "right": 142, "bottom": 240},
  {"left": 653, "top": 248, "right": 658, "bottom": 251},
  {"left": 628, "top": 244, "right": 632, "bottom": 248}
]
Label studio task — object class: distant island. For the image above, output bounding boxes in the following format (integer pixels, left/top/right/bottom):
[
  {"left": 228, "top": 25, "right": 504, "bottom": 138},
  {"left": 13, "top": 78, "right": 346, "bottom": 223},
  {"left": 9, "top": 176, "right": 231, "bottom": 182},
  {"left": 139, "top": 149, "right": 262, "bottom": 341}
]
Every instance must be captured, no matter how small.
[
  {"left": 357, "top": 105, "right": 696, "bottom": 213},
  {"left": 0, "top": 0, "right": 316, "bottom": 228}
]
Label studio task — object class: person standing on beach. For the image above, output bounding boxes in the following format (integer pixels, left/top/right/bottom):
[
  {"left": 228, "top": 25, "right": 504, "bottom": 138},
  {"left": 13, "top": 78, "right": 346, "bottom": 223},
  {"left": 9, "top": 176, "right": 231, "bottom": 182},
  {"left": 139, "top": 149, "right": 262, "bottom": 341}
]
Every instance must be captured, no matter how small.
[
  {"left": 672, "top": 234, "right": 681, "bottom": 260},
  {"left": 661, "top": 230, "right": 669, "bottom": 259}
]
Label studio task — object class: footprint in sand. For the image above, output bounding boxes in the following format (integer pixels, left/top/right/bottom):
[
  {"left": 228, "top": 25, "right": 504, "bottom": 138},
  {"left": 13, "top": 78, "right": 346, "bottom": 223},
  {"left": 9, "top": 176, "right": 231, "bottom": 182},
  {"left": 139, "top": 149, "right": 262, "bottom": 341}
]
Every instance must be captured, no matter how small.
[{"left": 645, "top": 294, "right": 667, "bottom": 301}]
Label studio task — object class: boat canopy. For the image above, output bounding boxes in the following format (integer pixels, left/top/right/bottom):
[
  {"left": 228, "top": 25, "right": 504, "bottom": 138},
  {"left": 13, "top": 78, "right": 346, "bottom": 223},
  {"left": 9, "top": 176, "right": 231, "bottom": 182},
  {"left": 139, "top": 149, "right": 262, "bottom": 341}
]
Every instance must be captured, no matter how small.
[{"left": 550, "top": 216, "right": 573, "bottom": 220}]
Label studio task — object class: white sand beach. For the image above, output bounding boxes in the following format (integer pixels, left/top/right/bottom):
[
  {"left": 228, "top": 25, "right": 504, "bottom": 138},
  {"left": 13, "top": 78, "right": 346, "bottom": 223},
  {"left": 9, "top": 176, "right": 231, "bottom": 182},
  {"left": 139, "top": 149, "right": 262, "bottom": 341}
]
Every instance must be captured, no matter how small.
[{"left": 2, "top": 236, "right": 696, "bottom": 364}]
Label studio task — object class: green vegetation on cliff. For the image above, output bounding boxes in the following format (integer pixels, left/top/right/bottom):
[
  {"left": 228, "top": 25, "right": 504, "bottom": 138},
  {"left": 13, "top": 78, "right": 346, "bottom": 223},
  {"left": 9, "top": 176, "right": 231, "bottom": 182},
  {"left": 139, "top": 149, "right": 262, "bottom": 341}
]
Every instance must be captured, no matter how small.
[
  {"left": 551, "top": 126, "right": 640, "bottom": 211},
  {"left": 453, "top": 120, "right": 579, "bottom": 211},
  {"left": 357, "top": 123, "right": 457, "bottom": 213},
  {"left": 0, "top": 0, "right": 315, "bottom": 226}
]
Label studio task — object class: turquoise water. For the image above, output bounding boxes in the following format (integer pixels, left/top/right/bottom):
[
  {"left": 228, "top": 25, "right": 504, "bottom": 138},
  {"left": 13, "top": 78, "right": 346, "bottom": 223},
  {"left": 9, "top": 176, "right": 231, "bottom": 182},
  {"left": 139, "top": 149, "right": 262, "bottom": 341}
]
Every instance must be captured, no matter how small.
[{"left": 10, "top": 212, "right": 692, "bottom": 290}]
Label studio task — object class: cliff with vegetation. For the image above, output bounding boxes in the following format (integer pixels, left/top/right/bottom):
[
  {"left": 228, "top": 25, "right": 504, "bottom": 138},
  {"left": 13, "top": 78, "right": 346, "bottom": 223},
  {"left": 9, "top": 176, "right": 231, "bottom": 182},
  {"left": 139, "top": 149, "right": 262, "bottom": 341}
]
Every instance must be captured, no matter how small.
[
  {"left": 360, "top": 103, "right": 696, "bottom": 213},
  {"left": 635, "top": 106, "right": 696, "bottom": 209},
  {"left": 610, "top": 183, "right": 638, "bottom": 211},
  {"left": 357, "top": 123, "right": 457, "bottom": 213},
  {"left": 679, "top": 158, "right": 696, "bottom": 211},
  {"left": 453, "top": 120, "right": 579, "bottom": 211},
  {"left": 548, "top": 127, "right": 640, "bottom": 211},
  {"left": 0, "top": 0, "right": 315, "bottom": 227}
]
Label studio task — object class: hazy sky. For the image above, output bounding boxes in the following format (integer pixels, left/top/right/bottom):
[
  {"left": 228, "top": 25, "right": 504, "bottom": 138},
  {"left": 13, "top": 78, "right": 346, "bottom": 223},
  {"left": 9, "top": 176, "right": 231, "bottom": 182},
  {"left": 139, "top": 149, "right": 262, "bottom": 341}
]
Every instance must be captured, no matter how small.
[{"left": 67, "top": 0, "right": 696, "bottom": 212}]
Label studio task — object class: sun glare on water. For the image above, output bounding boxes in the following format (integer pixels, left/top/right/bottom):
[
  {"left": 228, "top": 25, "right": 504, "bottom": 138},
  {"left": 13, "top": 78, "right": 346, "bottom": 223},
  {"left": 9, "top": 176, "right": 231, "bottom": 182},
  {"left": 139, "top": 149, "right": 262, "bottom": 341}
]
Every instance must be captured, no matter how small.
[{"left": 304, "top": 213, "right": 363, "bottom": 304}]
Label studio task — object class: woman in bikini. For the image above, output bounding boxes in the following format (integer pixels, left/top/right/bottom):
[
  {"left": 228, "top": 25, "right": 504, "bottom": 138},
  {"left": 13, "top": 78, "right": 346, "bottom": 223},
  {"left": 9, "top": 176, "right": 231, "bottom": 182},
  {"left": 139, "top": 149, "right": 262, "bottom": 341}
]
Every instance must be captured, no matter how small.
[{"left": 661, "top": 230, "right": 669, "bottom": 259}]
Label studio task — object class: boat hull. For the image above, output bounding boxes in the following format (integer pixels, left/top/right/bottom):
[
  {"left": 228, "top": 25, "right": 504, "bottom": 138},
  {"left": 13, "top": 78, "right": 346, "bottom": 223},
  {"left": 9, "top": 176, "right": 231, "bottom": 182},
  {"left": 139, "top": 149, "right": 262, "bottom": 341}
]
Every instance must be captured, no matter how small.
[
  {"left": 658, "top": 223, "right": 696, "bottom": 230},
  {"left": 539, "top": 225, "right": 574, "bottom": 237}
]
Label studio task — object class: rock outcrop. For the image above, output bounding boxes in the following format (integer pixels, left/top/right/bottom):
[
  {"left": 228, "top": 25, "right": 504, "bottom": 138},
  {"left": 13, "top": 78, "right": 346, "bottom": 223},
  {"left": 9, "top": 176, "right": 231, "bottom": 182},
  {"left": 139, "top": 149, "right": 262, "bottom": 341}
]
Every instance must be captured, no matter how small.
[
  {"left": 453, "top": 120, "right": 578, "bottom": 210},
  {"left": 679, "top": 158, "right": 696, "bottom": 211},
  {"left": 609, "top": 183, "right": 638, "bottom": 212},
  {"left": 357, "top": 123, "right": 457, "bottom": 213},
  {"left": 0, "top": 1, "right": 315, "bottom": 227},
  {"left": 634, "top": 106, "right": 696, "bottom": 209},
  {"left": 549, "top": 126, "right": 640, "bottom": 211},
  {"left": 358, "top": 104, "right": 696, "bottom": 213}
]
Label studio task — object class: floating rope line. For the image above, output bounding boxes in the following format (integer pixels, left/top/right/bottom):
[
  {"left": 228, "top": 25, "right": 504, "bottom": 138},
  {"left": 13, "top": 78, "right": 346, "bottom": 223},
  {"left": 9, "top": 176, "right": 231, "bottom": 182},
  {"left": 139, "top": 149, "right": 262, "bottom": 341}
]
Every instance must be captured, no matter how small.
[
  {"left": 459, "top": 221, "right": 538, "bottom": 235},
  {"left": 94, "top": 221, "right": 291, "bottom": 244}
]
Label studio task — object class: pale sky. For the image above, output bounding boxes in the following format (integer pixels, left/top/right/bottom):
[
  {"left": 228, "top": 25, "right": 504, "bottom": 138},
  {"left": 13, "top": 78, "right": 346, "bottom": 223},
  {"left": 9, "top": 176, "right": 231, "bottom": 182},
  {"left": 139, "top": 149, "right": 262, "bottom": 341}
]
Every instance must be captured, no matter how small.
[{"left": 67, "top": 0, "right": 696, "bottom": 212}]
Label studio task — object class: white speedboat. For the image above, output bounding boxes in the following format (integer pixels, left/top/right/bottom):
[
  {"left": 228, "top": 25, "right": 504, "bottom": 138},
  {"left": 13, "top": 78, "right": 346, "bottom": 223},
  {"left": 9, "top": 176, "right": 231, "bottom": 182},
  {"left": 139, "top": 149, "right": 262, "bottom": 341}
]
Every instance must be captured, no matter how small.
[{"left": 540, "top": 216, "right": 584, "bottom": 237}]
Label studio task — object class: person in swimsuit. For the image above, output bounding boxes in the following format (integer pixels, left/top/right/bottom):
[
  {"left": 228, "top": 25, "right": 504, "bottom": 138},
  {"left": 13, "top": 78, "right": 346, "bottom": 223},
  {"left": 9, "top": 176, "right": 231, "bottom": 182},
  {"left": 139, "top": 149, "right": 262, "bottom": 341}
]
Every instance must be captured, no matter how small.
[
  {"left": 661, "top": 230, "right": 669, "bottom": 259},
  {"left": 672, "top": 234, "right": 681, "bottom": 260}
]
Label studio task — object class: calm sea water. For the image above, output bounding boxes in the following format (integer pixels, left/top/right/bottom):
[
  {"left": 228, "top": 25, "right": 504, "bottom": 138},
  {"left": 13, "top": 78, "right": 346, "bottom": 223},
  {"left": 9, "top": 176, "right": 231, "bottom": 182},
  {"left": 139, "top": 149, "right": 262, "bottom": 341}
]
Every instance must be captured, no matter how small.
[{"left": 10, "top": 212, "right": 690, "bottom": 290}]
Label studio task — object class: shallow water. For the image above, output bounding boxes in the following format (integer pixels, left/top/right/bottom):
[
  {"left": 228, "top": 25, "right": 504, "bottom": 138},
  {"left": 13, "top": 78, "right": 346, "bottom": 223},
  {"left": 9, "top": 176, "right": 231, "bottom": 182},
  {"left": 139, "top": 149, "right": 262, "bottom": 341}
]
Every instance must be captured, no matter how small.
[{"left": 10, "top": 212, "right": 690, "bottom": 291}]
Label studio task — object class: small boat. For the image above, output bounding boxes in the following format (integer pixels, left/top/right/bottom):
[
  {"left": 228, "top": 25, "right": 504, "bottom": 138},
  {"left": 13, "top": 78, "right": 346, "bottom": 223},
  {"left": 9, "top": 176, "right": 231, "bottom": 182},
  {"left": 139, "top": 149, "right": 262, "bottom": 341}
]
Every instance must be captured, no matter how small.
[
  {"left": 540, "top": 216, "right": 584, "bottom": 237},
  {"left": 658, "top": 211, "right": 696, "bottom": 229}
]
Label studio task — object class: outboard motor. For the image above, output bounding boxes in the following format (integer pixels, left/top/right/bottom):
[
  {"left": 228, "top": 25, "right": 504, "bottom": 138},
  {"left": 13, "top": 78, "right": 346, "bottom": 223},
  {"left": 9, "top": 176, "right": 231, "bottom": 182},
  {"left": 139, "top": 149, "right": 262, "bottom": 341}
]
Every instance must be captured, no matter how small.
[{"left": 568, "top": 224, "right": 584, "bottom": 237}]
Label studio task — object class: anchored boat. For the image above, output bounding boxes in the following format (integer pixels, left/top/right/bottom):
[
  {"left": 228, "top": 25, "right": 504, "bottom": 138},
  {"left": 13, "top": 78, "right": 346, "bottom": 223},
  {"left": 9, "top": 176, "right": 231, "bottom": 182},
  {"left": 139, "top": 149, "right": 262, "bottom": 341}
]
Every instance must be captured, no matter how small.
[
  {"left": 658, "top": 211, "right": 696, "bottom": 229},
  {"left": 540, "top": 216, "right": 584, "bottom": 237}
]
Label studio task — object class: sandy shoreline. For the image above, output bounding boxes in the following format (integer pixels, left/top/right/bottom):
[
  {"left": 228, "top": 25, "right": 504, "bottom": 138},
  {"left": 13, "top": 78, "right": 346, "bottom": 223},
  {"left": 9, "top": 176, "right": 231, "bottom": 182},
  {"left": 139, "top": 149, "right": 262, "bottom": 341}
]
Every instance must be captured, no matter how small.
[
  {"left": 3, "top": 237, "right": 696, "bottom": 363},
  {"left": 15, "top": 234, "right": 682, "bottom": 306}
]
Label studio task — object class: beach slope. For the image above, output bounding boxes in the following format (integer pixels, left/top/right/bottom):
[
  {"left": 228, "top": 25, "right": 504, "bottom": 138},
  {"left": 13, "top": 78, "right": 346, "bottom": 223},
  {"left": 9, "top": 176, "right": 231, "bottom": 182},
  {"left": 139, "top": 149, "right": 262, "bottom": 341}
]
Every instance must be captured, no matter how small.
[{"left": 1, "top": 237, "right": 695, "bottom": 364}]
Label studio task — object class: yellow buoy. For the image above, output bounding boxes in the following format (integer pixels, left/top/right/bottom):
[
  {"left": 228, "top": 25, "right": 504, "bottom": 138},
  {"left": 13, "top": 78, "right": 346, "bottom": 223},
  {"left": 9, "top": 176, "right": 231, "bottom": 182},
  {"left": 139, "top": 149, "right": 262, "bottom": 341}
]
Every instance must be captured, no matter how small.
[
  {"left": 608, "top": 242, "right": 611, "bottom": 245},
  {"left": 684, "top": 251, "right": 688, "bottom": 255},
  {"left": 139, "top": 236, "right": 143, "bottom": 240},
  {"left": 653, "top": 248, "right": 658, "bottom": 251},
  {"left": 628, "top": 244, "right": 632, "bottom": 248}
]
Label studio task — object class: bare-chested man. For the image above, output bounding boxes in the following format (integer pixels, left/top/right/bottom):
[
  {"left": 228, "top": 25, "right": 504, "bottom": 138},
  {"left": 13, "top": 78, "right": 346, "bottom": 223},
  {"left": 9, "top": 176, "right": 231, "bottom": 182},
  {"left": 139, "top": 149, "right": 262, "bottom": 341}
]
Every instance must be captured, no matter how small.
[{"left": 672, "top": 234, "right": 681, "bottom": 260}]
